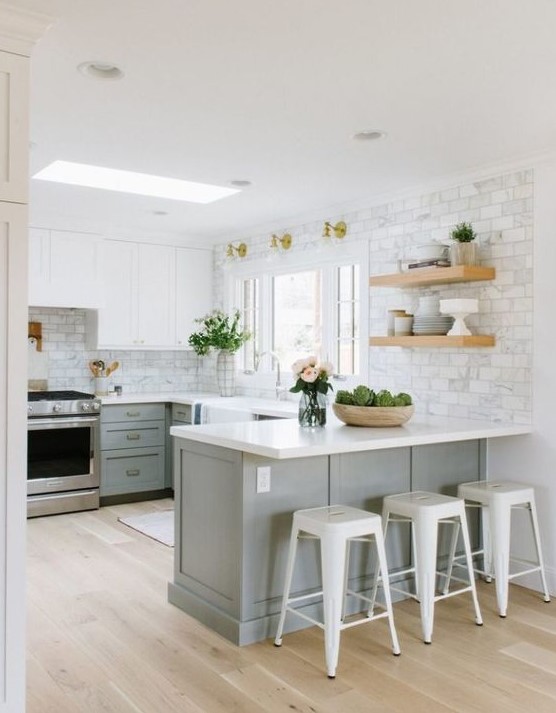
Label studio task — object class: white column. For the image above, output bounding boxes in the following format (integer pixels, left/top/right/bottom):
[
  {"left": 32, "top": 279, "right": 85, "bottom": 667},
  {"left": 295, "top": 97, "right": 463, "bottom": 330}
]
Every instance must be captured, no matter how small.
[{"left": 0, "top": 5, "right": 53, "bottom": 711}]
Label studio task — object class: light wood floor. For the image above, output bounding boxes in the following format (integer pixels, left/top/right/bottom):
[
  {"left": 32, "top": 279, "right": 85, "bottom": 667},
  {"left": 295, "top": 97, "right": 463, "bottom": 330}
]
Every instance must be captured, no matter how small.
[{"left": 27, "top": 499, "right": 556, "bottom": 713}]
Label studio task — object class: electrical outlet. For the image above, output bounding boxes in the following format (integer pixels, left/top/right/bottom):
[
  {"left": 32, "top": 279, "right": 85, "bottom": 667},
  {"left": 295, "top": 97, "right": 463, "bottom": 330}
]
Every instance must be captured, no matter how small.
[{"left": 256, "top": 466, "right": 271, "bottom": 493}]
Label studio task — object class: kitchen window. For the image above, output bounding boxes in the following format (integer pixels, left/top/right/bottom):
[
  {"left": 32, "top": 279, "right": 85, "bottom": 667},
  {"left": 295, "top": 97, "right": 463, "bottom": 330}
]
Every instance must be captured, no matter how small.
[{"left": 229, "top": 241, "right": 368, "bottom": 388}]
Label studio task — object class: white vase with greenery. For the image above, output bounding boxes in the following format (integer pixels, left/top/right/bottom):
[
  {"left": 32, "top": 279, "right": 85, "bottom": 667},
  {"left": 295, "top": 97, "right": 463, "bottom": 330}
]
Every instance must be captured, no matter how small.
[{"left": 188, "top": 310, "right": 251, "bottom": 397}]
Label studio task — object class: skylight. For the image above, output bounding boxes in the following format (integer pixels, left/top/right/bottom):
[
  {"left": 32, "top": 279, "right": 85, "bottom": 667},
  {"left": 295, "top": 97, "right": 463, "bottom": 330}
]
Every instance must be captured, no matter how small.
[{"left": 32, "top": 161, "right": 241, "bottom": 204}]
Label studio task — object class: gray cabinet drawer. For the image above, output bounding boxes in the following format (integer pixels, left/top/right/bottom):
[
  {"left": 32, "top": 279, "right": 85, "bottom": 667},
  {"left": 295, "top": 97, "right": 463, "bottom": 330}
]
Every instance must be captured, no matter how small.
[
  {"left": 102, "top": 403, "right": 165, "bottom": 423},
  {"left": 101, "top": 421, "right": 164, "bottom": 450},
  {"left": 172, "top": 403, "right": 192, "bottom": 423},
  {"left": 100, "top": 447, "right": 165, "bottom": 495}
]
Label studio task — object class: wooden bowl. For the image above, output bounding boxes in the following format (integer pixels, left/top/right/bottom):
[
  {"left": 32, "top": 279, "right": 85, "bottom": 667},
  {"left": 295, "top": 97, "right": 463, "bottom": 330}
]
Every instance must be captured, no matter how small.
[{"left": 332, "top": 403, "right": 415, "bottom": 427}]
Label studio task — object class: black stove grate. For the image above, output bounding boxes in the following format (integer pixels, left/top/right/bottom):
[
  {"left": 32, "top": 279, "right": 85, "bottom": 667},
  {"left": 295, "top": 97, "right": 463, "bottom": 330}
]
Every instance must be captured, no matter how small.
[{"left": 28, "top": 390, "right": 96, "bottom": 402}]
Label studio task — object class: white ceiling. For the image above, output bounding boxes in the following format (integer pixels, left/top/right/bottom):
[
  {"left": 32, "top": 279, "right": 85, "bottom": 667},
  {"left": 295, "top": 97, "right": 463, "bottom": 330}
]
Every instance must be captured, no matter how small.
[{"left": 17, "top": 0, "right": 556, "bottom": 245}]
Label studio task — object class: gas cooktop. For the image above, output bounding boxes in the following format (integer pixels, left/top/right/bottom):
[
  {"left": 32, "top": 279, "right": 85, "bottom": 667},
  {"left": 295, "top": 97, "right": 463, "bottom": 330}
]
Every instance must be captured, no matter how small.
[
  {"left": 28, "top": 390, "right": 96, "bottom": 402},
  {"left": 27, "top": 390, "right": 101, "bottom": 417}
]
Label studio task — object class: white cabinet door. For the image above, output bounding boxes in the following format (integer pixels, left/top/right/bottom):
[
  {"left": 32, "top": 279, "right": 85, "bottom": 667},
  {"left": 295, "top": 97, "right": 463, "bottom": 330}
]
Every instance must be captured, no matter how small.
[
  {"left": 49, "top": 231, "right": 104, "bottom": 308},
  {"left": 95, "top": 240, "right": 137, "bottom": 347},
  {"left": 0, "top": 51, "right": 28, "bottom": 202},
  {"left": 137, "top": 243, "right": 175, "bottom": 347},
  {"left": 28, "top": 227, "right": 50, "bottom": 305},
  {"left": 91, "top": 241, "right": 212, "bottom": 349},
  {"left": 28, "top": 229, "right": 104, "bottom": 308},
  {"left": 0, "top": 201, "right": 27, "bottom": 712},
  {"left": 175, "top": 247, "right": 213, "bottom": 347}
]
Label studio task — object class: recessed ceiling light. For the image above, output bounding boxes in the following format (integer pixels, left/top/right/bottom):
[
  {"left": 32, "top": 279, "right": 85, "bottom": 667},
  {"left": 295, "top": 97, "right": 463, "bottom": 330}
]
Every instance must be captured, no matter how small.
[
  {"left": 78, "top": 61, "right": 124, "bottom": 80},
  {"left": 230, "top": 179, "right": 252, "bottom": 187},
  {"left": 352, "top": 130, "right": 387, "bottom": 142},
  {"left": 32, "top": 161, "right": 241, "bottom": 204},
  {"left": 152, "top": 210, "right": 168, "bottom": 216}
]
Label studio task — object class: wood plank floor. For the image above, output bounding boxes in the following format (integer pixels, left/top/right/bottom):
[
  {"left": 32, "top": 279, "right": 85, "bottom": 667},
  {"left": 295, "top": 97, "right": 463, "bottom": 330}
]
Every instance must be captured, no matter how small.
[{"left": 27, "top": 499, "right": 556, "bottom": 712}]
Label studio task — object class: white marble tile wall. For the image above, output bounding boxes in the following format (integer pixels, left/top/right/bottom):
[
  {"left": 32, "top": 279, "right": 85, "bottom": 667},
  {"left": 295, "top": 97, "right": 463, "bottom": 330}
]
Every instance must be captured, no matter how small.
[
  {"left": 213, "top": 169, "right": 533, "bottom": 423},
  {"left": 27, "top": 307, "right": 216, "bottom": 394}
]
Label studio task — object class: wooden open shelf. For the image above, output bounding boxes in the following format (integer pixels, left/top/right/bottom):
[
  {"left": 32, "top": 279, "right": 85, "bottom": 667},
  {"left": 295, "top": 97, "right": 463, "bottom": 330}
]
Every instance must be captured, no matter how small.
[
  {"left": 369, "top": 265, "right": 495, "bottom": 288},
  {"left": 370, "top": 335, "right": 495, "bottom": 348}
]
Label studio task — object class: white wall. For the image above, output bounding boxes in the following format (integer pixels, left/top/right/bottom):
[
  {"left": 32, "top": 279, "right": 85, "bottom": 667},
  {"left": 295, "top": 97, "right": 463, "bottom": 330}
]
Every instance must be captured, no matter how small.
[{"left": 488, "top": 160, "right": 556, "bottom": 594}]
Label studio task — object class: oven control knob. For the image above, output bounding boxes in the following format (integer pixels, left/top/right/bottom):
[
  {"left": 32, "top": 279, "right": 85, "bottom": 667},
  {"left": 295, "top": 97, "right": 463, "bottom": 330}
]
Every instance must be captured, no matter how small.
[
  {"left": 81, "top": 402, "right": 91, "bottom": 412},
  {"left": 52, "top": 403, "right": 62, "bottom": 413},
  {"left": 28, "top": 405, "right": 33, "bottom": 415},
  {"left": 92, "top": 402, "right": 100, "bottom": 411}
]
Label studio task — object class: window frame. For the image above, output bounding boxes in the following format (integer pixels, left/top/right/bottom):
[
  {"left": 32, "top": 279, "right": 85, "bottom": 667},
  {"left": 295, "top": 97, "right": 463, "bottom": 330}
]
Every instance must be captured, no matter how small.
[{"left": 223, "top": 240, "right": 369, "bottom": 392}]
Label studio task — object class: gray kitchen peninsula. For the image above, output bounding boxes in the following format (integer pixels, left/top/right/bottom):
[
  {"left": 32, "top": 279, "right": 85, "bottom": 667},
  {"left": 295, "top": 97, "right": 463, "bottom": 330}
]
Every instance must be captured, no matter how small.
[{"left": 168, "top": 415, "right": 530, "bottom": 645}]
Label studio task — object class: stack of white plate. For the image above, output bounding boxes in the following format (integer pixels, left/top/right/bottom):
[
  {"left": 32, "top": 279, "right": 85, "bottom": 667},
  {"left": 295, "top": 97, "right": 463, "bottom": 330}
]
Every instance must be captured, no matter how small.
[
  {"left": 413, "top": 296, "right": 453, "bottom": 334},
  {"left": 412, "top": 314, "right": 454, "bottom": 335}
]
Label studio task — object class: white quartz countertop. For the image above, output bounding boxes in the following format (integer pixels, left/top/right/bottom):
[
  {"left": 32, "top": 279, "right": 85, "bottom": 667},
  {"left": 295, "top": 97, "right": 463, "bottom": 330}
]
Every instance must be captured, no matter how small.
[
  {"left": 170, "top": 415, "right": 531, "bottom": 459},
  {"left": 100, "top": 392, "right": 217, "bottom": 406},
  {"left": 100, "top": 392, "right": 298, "bottom": 419}
]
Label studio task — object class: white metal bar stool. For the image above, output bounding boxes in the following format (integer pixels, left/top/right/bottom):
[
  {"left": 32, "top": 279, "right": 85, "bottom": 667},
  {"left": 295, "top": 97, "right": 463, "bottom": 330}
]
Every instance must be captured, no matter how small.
[
  {"left": 445, "top": 481, "right": 551, "bottom": 617},
  {"left": 274, "top": 505, "right": 401, "bottom": 678},
  {"left": 371, "top": 491, "right": 483, "bottom": 644}
]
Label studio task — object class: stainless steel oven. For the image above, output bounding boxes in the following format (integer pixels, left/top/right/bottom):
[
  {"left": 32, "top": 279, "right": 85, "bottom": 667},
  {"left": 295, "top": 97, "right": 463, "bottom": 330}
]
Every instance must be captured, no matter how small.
[{"left": 27, "top": 390, "right": 101, "bottom": 517}]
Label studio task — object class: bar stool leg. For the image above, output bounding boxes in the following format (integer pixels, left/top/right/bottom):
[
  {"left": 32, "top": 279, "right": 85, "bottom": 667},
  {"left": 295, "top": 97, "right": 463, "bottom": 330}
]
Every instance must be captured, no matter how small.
[
  {"left": 411, "top": 521, "right": 420, "bottom": 602},
  {"left": 442, "top": 520, "right": 460, "bottom": 596},
  {"left": 458, "top": 508, "right": 483, "bottom": 626},
  {"left": 274, "top": 525, "right": 300, "bottom": 646},
  {"left": 481, "top": 505, "right": 493, "bottom": 582},
  {"left": 528, "top": 499, "right": 551, "bottom": 603},
  {"left": 374, "top": 531, "right": 401, "bottom": 656},
  {"left": 368, "top": 510, "right": 390, "bottom": 615},
  {"left": 320, "top": 533, "right": 347, "bottom": 678},
  {"left": 414, "top": 516, "right": 438, "bottom": 644},
  {"left": 341, "top": 540, "right": 351, "bottom": 620},
  {"left": 490, "top": 501, "right": 511, "bottom": 617}
]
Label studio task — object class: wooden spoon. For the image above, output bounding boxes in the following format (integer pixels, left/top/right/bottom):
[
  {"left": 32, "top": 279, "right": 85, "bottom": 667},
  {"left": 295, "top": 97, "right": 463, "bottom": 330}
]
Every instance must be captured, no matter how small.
[{"left": 106, "top": 361, "right": 120, "bottom": 376}]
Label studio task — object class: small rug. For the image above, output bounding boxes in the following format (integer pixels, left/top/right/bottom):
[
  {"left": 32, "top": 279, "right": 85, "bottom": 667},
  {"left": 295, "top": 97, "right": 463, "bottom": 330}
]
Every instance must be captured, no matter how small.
[{"left": 118, "top": 509, "right": 174, "bottom": 547}]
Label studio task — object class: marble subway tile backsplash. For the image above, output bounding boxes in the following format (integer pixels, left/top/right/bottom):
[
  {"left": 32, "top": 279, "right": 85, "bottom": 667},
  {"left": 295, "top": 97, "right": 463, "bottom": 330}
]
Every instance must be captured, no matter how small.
[
  {"left": 28, "top": 307, "right": 217, "bottom": 395},
  {"left": 367, "top": 169, "right": 533, "bottom": 424},
  {"left": 213, "top": 168, "right": 533, "bottom": 424}
]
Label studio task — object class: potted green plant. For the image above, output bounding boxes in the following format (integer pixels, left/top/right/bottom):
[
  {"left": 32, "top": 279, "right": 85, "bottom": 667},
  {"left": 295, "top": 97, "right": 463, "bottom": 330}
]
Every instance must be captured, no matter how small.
[
  {"left": 449, "top": 222, "right": 478, "bottom": 266},
  {"left": 188, "top": 310, "right": 251, "bottom": 396}
]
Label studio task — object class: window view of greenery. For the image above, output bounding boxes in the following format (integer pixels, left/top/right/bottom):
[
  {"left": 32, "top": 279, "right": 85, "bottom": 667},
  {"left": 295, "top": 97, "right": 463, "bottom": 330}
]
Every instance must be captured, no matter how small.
[
  {"left": 238, "top": 260, "right": 361, "bottom": 378},
  {"left": 336, "top": 264, "right": 359, "bottom": 375},
  {"left": 272, "top": 270, "right": 322, "bottom": 368}
]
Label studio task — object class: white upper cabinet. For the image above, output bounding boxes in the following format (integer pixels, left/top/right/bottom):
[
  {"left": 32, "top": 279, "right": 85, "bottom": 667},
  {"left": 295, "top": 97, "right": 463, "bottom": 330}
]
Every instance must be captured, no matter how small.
[
  {"left": 28, "top": 228, "right": 104, "bottom": 308},
  {"left": 93, "top": 239, "right": 137, "bottom": 347},
  {"left": 175, "top": 247, "right": 213, "bottom": 346},
  {"left": 89, "top": 240, "right": 211, "bottom": 350},
  {"left": 0, "top": 50, "right": 28, "bottom": 203},
  {"left": 136, "top": 243, "right": 175, "bottom": 347}
]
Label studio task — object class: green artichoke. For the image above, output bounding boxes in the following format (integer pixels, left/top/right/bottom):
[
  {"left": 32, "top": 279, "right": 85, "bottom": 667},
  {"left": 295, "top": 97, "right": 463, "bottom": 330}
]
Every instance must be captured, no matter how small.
[
  {"left": 353, "top": 385, "right": 372, "bottom": 406},
  {"left": 373, "top": 389, "right": 395, "bottom": 407},
  {"left": 335, "top": 390, "right": 355, "bottom": 405}
]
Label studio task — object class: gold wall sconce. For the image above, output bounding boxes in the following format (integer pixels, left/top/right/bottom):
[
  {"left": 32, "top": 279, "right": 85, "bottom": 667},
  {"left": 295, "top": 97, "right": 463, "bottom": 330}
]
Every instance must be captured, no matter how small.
[
  {"left": 322, "top": 220, "right": 348, "bottom": 240},
  {"left": 226, "top": 242, "right": 248, "bottom": 259},
  {"left": 269, "top": 233, "right": 293, "bottom": 251}
]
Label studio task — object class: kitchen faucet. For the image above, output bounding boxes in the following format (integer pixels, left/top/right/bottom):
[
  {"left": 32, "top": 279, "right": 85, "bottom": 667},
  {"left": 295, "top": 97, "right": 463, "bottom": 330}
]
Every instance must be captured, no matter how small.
[{"left": 256, "top": 351, "right": 286, "bottom": 400}]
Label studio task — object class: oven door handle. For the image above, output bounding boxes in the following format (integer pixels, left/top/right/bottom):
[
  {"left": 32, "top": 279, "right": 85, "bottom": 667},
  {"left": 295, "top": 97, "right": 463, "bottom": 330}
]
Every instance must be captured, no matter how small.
[{"left": 28, "top": 416, "right": 99, "bottom": 430}]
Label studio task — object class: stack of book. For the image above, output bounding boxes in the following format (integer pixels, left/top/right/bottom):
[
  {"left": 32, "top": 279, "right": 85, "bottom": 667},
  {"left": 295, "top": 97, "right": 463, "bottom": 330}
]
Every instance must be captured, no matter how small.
[{"left": 407, "top": 258, "right": 451, "bottom": 270}]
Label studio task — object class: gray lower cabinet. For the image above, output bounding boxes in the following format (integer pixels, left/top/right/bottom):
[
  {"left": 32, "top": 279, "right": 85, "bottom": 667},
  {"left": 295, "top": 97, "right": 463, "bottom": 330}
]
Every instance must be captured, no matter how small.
[
  {"left": 169, "top": 437, "right": 486, "bottom": 646},
  {"left": 100, "top": 403, "right": 166, "bottom": 497}
]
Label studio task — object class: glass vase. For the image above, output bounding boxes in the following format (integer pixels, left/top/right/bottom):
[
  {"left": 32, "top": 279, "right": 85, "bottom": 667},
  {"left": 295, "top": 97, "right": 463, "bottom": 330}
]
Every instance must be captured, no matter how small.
[{"left": 298, "top": 391, "right": 327, "bottom": 428}]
